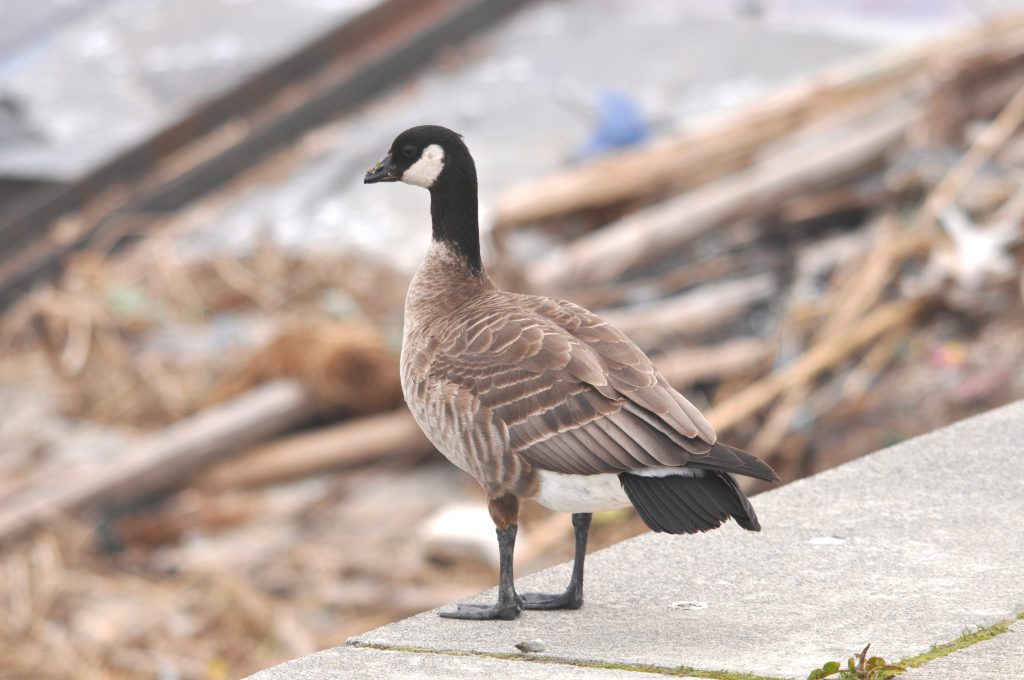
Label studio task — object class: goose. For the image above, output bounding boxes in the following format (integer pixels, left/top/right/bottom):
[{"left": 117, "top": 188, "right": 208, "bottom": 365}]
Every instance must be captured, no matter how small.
[{"left": 365, "top": 125, "right": 778, "bottom": 621}]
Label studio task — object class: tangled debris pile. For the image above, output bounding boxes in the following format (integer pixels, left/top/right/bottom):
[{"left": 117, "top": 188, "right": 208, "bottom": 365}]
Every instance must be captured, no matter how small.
[
  {"left": 495, "top": 10, "right": 1024, "bottom": 483},
  {"left": 2, "top": 10, "right": 1024, "bottom": 680}
]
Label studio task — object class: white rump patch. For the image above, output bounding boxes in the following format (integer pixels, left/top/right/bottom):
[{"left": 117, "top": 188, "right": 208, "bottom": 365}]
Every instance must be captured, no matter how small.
[
  {"left": 632, "top": 466, "right": 705, "bottom": 479},
  {"left": 402, "top": 143, "right": 445, "bottom": 188},
  {"left": 534, "top": 466, "right": 705, "bottom": 513}
]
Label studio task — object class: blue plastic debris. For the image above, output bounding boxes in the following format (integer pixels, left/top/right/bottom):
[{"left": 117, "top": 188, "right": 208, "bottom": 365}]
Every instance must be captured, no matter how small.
[{"left": 575, "top": 89, "right": 650, "bottom": 161}]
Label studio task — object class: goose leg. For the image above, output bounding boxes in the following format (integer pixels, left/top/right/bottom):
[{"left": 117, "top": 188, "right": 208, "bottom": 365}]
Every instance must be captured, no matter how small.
[
  {"left": 520, "top": 512, "right": 591, "bottom": 610},
  {"left": 439, "top": 495, "right": 522, "bottom": 620}
]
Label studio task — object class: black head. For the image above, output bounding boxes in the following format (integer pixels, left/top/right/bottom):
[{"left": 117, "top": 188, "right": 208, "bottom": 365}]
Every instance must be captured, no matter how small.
[
  {"left": 364, "top": 125, "right": 471, "bottom": 189},
  {"left": 364, "top": 125, "right": 482, "bottom": 274}
]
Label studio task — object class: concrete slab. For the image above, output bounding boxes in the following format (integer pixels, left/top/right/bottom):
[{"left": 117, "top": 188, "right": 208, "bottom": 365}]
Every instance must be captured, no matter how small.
[
  {"left": 902, "top": 619, "right": 1024, "bottom": 680},
  {"left": 246, "top": 644, "right": 703, "bottom": 680},
  {"left": 351, "top": 401, "right": 1024, "bottom": 679}
]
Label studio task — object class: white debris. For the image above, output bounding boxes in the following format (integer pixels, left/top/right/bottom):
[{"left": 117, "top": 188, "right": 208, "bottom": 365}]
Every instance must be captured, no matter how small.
[
  {"left": 930, "top": 204, "right": 1021, "bottom": 292},
  {"left": 419, "top": 503, "right": 504, "bottom": 568},
  {"left": 809, "top": 536, "right": 847, "bottom": 546},
  {"left": 515, "top": 639, "right": 546, "bottom": 653}
]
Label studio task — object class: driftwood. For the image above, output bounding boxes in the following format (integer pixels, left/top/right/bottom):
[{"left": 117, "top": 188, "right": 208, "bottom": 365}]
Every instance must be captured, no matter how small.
[
  {"left": 495, "top": 10, "right": 1024, "bottom": 227},
  {"left": 779, "top": 183, "right": 883, "bottom": 224},
  {"left": 793, "top": 228, "right": 877, "bottom": 290},
  {"left": 749, "top": 218, "right": 897, "bottom": 456},
  {"left": 707, "top": 299, "right": 923, "bottom": 434},
  {"left": 199, "top": 409, "right": 433, "bottom": 489},
  {"left": 561, "top": 225, "right": 781, "bottom": 308},
  {"left": 914, "top": 84, "right": 1024, "bottom": 234},
  {"left": 527, "top": 106, "right": 917, "bottom": 290},
  {"left": 654, "top": 338, "right": 772, "bottom": 389},
  {"left": 600, "top": 274, "right": 777, "bottom": 350},
  {"left": 0, "top": 380, "right": 318, "bottom": 544}
]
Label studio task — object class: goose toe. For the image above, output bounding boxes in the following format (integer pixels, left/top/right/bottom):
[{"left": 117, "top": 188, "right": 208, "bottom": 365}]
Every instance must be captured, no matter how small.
[{"left": 439, "top": 601, "right": 521, "bottom": 620}]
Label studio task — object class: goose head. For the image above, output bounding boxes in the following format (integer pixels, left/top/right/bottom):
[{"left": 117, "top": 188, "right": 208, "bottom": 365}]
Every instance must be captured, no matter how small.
[
  {"left": 364, "top": 125, "right": 471, "bottom": 189},
  {"left": 364, "top": 125, "right": 483, "bottom": 275}
]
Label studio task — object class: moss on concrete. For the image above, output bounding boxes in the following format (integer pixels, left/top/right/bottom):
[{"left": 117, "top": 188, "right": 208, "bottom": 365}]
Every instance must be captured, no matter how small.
[
  {"left": 801, "top": 612, "right": 1024, "bottom": 679},
  {"left": 899, "top": 613, "right": 1024, "bottom": 670}
]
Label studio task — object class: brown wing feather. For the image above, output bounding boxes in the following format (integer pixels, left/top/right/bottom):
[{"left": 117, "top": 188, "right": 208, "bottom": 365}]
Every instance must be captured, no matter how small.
[{"left": 420, "top": 292, "right": 718, "bottom": 481}]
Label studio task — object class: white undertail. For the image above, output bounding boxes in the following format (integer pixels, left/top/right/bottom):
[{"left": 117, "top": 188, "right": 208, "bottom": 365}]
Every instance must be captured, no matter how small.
[{"left": 535, "top": 467, "right": 706, "bottom": 513}]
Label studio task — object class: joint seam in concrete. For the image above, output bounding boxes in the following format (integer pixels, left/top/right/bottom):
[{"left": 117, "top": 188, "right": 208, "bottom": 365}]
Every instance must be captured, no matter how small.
[
  {"left": 895, "top": 612, "right": 1024, "bottom": 672},
  {"left": 349, "top": 612, "right": 1024, "bottom": 679},
  {"left": 347, "top": 640, "right": 786, "bottom": 679}
]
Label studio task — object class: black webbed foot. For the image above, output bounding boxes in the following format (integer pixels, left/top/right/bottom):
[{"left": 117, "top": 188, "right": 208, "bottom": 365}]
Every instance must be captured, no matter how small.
[{"left": 439, "top": 601, "right": 520, "bottom": 620}]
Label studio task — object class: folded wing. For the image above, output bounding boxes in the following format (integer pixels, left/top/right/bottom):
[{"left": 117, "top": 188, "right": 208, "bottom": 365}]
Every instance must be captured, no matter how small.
[{"left": 420, "top": 293, "right": 780, "bottom": 487}]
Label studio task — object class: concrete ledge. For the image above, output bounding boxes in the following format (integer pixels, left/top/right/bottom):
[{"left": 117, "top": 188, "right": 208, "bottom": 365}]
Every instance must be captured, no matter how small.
[
  {"left": 247, "top": 646, "right": 706, "bottom": 680},
  {"left": 249, "top": 400, "right": 1024, "bottom": 679}
]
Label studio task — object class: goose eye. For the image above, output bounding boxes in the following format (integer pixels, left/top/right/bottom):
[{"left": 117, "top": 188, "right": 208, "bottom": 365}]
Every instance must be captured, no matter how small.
[{"left": 402, "top": 144, "right": 418, "bottom": 159}]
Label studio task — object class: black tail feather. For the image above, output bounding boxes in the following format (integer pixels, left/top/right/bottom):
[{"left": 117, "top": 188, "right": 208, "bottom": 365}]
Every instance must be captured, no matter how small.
[
  {"left": 626, "top": 478, "right": 675, "bottom": 533},
  {"left": 620, "top": 471, "right": 761, "bottom": 534},
  {"left": 647, "top": 478, "right": 701, "bottom": 533},
  {"left": 686, "top": 443, "right": 779, "bottom": 483}
]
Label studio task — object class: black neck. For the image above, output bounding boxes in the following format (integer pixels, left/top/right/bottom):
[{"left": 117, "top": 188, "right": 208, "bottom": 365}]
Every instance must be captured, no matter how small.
[{"left": 429, "top": 154, "right": 483, "bottom": 276}]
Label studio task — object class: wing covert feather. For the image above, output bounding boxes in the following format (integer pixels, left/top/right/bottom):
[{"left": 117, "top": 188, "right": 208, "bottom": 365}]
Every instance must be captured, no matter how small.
[{"left": 414, "top": 293, "right": 718, "bottom": 478}]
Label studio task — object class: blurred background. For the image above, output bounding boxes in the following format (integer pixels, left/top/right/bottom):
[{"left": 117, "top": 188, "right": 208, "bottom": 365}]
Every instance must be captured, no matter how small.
[{"left": 2, "top": 1, "right": 1024, "bottom": 678}]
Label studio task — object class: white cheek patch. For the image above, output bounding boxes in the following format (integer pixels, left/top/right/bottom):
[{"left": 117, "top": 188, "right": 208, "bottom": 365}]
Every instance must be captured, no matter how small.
[{"left": 402, "top": 143, "right": 445, "bottom": 188}]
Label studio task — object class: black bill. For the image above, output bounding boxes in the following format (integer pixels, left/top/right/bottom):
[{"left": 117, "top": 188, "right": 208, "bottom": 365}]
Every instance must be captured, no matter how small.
[{"left": 364, "top": 153, "right": 399, "bottom": 184}]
